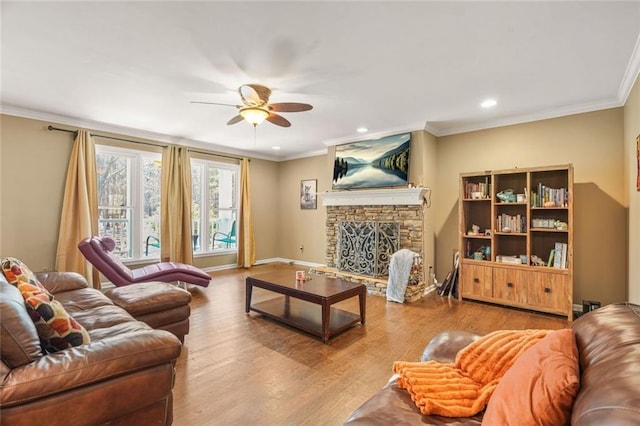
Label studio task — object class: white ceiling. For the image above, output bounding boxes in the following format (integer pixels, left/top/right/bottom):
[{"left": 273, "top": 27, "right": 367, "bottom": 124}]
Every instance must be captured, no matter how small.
[{"left": 2, "top": 1, "right": 640, "bottom": 161}]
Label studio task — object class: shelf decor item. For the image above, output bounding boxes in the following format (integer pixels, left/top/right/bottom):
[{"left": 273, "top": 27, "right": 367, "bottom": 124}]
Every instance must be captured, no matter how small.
[{"left": 458, "top": 164, "right": 574, "bottom": 320}]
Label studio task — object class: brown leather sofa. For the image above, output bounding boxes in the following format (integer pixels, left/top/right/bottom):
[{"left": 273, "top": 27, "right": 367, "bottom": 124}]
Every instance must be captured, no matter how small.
[
  {"left": 0, "top": 272, "right": 183, "bottom": 425},
  {"left": 345, "top": 302, "right": 640, "bottom": 425}
]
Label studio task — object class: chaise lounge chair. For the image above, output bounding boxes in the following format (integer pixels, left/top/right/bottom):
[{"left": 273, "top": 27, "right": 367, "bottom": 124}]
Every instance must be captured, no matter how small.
[{"left": 78, "top": 235, "right": 211, "bottom": 287}]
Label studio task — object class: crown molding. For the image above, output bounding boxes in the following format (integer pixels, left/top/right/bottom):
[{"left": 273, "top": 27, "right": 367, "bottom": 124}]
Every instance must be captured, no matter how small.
[
  {"left": 431, "top": 97, "right": 623, "bottom": 137},
  {"left": 279, "top": 148, "right": 328, "bottom": 162},
  {"left": 618, "top": 31, "right": 640, "bottom": 105},
  {"left": 0, "top": 105, "right": 282, "bottom": 162},
  {"left": 423, "top": 121, "right": 443, "bottom": 137},
  {"left": 321, "top": 122, "right": 425, "bottom": 147}
]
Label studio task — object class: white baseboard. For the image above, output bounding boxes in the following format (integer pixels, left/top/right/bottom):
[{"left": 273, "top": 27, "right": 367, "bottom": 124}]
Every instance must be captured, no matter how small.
[
  {"left": 254, "top": 257, "right": 324, "bottom": 268},
  {"left": 200, "top": 263, "right": 239, "bottom": 273},
  {"left": 99, "top": 258, "right": 324, "bottom": 289}
]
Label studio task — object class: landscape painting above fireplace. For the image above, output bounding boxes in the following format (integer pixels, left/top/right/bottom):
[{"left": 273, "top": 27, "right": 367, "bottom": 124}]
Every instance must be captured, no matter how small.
[{"left": 332, "top": 133, "right": 410, "bottom": 190}]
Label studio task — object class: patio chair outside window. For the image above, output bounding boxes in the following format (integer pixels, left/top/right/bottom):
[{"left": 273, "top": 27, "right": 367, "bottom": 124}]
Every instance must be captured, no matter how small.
[
  {"left": 145, "top": 235, "right": 160, "bottom": 256},
  {"left": 145, "top": 235, "right": 200, "bottom": 255},
  {"left": 213, "top": 220, "right": 236, "bottom": 248}
]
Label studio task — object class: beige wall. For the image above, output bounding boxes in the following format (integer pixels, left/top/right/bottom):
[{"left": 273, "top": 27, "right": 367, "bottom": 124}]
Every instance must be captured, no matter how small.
[
  {"left": 624, "top": 72, "right": 640, "bottom": 303},
  {"left": 277, "top": 155, "right": 329, "bottom": 263},
  {"left": 409, "top": 131, "right": 438, "bottom": 276},
  {"left": 1, "top": 115, "right": 74, "bottom": 270},
  {"left": 435, "top": 108, "right": 627, "bottom": 306},
  {"left": 248, "top": 158, "right": 281, "bottom": 262},
  {"left": 0, "top": 114, "right": 281, "bottom": 276}
]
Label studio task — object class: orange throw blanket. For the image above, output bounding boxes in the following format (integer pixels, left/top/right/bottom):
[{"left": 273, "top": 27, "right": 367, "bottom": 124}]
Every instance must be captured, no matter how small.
[{"left": 393, "top": 329, "right": 551, "bottom": 417}]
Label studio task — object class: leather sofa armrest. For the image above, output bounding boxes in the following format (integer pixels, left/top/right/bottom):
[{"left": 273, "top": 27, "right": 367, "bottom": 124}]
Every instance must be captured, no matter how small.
[
  {"left": 1, "top": 330, "right": 181, "bottom": 407},
  {"left": 420, "top": 330, "right": 482, "bottom": 363},
  {"left": 35, "top": 272, "right": 88, "bottom": 294}
]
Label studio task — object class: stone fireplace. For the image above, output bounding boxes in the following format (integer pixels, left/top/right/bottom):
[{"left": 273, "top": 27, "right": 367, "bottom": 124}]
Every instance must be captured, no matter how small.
[
  {"left": 313, "top": 188, "right": 429, "bottom": 301},
  {"left": 323, "top": 188, "right": 427, "bottom": 271}
]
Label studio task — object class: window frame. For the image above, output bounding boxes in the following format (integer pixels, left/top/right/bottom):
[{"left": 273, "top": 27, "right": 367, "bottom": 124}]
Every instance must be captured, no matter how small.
[
  {"left": 191, "top": 157, "right": 240, "bottom": 256},
  {"left": 95, "top": 144, "right": 162, "bottom": 262}
]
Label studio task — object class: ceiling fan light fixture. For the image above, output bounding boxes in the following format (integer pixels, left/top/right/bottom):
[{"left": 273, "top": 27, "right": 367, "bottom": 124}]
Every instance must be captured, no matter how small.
[{"left": 240, "top": 107, "right": 269, "bottom": 125}]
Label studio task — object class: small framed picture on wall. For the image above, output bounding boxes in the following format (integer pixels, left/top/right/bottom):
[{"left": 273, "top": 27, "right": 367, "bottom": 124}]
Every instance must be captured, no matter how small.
[{"left": 300, "top": 179, "right": 317, "bottom": 209}]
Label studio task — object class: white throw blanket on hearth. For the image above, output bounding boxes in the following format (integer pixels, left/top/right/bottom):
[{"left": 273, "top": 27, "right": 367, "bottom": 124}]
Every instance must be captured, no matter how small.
[{"left": 386, "top": 249, "right": 419, "bottom": 303}]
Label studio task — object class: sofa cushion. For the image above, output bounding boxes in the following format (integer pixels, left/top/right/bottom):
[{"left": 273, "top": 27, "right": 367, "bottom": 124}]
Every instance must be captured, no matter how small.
[
  {"left": 0, "top": 281, "right": 43, "bottom": 367},
  {"left": 482, "top": 328, "right": 579, "bottom": 426},
  {"left": 571, "top": 302, "right": 640, "bottom": 425},
  {"left": 1, "top": 257, "right": 91, "bottom": 353}
]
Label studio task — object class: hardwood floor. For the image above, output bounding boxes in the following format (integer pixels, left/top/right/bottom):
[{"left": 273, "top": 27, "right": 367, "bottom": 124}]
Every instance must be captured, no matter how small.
[{"left": 173, "top": 263, "right": 568, "bottom": 425}]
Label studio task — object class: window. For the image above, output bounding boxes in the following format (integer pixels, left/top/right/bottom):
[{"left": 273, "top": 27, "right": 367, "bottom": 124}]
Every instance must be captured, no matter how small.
[
  {"left": 191, "top": 159, "right": 239, "bottom": 254},
  {"left": 96, "top": 145, "right": 161, "bottom": 260},
  {"left": 96, "top": 146, "right": 238, "bottom": 259}
]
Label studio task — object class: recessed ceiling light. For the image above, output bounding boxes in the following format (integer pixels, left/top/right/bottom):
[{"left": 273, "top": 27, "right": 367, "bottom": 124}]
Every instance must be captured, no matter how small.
[
  {"left": 272, "top": 146, "right": 280, "bottom": 150},
  {"left": 481, "top": 99, "right": 497, "bottom": 108},
  {"left": 356, "top": 127, "right": 368, "bottom": 133}
]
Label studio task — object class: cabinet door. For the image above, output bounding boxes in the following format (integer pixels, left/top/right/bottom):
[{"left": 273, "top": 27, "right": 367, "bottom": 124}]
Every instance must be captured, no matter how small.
[
  {"left": 493, "top": 267, "right": 528, "bottom": 304},
  {"left": 461, "top": 263, "right": 492, "bottom": 298},
  {"left": 527, "top": 272, "right": 569, "bottom": 314}
]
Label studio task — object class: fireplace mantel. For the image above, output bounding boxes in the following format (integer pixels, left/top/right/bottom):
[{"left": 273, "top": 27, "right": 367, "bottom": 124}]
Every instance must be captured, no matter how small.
[{"left": 320, "top": 187, "right": 429, "bottom": 206}]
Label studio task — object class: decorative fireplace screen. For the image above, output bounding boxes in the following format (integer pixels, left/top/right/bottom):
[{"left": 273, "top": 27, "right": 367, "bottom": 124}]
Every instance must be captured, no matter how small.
[{"left": 337, "top": 221, "right": 399, "bottom": 277}]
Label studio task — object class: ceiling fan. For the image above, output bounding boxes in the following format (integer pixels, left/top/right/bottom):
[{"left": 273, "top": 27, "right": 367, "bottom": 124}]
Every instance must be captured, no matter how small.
[{"left": 191, "top": 84, "right": 313, "bottom": 127}]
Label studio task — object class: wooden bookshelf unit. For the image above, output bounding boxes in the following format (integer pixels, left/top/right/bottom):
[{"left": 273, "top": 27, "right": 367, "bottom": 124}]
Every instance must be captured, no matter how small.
[{"left": 458, "top": 164, "right": 573, "bottom": 319}]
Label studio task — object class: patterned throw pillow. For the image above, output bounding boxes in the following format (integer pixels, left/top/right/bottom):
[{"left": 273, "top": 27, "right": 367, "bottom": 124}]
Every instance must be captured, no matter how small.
[
  {"left": 1, "top": 257, "right": 91, "bottom": 353},
  {"left": 1, "top": 256, "right": 43, "bottom": 289}
]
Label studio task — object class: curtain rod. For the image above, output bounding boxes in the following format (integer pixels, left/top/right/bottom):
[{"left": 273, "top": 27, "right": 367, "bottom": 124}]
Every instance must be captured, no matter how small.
[
  {"left": 189, "top": 149, "right": 246, "bottom": 162},
  {"left": 48, "top": 125, "right": 167, "bottom": 148},
  {"left": 48, "top": 125, "right": 247, "bottom": 161}
]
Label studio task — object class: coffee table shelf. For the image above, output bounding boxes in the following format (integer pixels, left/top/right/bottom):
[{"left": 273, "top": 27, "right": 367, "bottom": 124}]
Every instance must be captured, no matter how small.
[{"left": 251, "top": 296, "right": 362, "bottom": 341}]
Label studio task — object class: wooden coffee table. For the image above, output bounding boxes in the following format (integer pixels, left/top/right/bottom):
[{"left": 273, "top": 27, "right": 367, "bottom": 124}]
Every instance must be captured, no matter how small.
[{"left": 245, "top": 270, "right": 366, "bottom": 343}]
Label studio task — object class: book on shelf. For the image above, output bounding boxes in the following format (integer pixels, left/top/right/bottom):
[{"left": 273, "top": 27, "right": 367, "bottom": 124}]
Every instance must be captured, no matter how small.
[
  {"left": 552, "top": 242, "right": 568, "bottom": 268},
  {"left": 464, "top": 179, "right": 491, "bottom": 199},
  {"left": 531, "top": 184, "right": 569, "bottom": 208},
  {"left": 496, "top": 213, "right": 527, "bottom": 233},
  {"left": 553, "top": 242, "right": 563, "bottom": 268},
  {"left": 547, "top": 249, "right": 555, "bottom": 267},
  {"left": 496, "top": 255, "right": 522, "bottom": 265}
]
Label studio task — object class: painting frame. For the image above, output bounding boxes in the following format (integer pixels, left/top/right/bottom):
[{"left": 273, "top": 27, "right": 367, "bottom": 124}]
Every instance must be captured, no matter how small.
[
  {"left": 637, "top": 134, "right": 640, "bottom": 191},
  {"left": 300, "top": 179, "right": 317, "bottom": 209},
  {"left": 332, "top": 132, "right": 411, "bottom": 190}
]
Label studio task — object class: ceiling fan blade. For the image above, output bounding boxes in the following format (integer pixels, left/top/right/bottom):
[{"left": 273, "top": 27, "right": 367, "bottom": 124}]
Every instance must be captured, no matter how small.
[
  {"left": 227, "top": 115, "right": 244, "bottom": 125},
  {"left": 240, "top": 84, "right": 271, "bottom": 107},
  {"left": 269, "top": 102, "right": 313, "bottom": 112},
  {"left": 191, "top": 101, "right": 238, "bottom": 108},
  {"left": 266, "top": 112, "right": 291, "bottom": 127}
]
